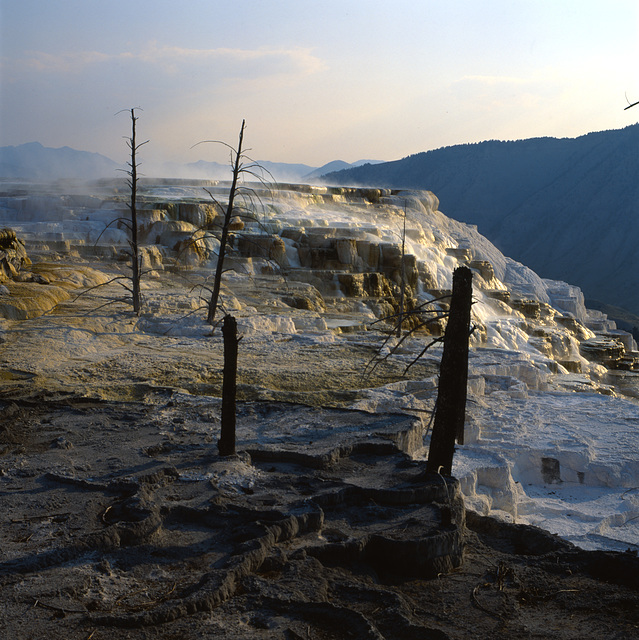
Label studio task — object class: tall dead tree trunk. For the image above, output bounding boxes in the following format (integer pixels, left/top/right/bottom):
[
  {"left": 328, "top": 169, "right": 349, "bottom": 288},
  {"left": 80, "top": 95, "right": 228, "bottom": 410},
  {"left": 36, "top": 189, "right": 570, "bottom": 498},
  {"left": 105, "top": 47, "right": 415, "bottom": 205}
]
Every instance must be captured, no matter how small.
[
  {"left": 207, "top": 120, "right": 246, "bottom": 325},
  {"left": 426, "top": 266, "right": 472, "bottom": 475},
  {"left": 124, "top": 108, "right": 147, "bottom": 315},
  {"left": 218, "top": 314, "right": 238, "bottom": 456},
  {"left": 396, "top": 202, "right": 407, "bottom": 338}
]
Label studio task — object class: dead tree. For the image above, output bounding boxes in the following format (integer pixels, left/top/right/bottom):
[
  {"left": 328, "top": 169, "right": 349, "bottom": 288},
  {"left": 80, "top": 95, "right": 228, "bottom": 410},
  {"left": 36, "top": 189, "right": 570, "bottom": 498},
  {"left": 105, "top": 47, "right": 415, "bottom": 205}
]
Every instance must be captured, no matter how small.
[
  {"left": 396, "top": 201, "right": 408, "bottom": 338},
  {"left": 218, "top": 314, "right": 239, "bottom": 456},
  {"left": 188, "top": 120, "right": 278, "bottom": 325},
  {"left": 123, "top": 108, "right": 147, "bottom": 315},
  {"left": 206, "top": 122, "right": 246, "bottom": 323},
  {"left": 426, "top": 266, "right": 473, "bottom": 475},
  {"left": 364, "top": 294, "right": 450, "bottom": 379},
  {"left": 75, "top": 108, "right": 148, "bottom": 314}
]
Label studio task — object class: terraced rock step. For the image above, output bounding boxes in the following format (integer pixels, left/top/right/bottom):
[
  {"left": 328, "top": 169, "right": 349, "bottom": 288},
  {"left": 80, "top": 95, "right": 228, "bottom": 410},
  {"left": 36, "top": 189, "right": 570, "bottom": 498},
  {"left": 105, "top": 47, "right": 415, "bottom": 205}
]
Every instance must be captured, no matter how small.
[{"left": 0, "top": 397, "right": 464, "bottom": 635}]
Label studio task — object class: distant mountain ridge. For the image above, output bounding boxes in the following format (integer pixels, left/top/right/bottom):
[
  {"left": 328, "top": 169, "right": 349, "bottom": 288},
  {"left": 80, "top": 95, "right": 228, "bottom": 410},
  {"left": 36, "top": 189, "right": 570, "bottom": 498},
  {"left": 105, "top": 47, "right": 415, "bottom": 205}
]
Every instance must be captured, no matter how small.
[
  {"left": 301, "top": 159, "right": 383, "bottom": 182},
  {"left": 157, "top": 159, "right": 317, "bottom": 182},
  {"left": 0, "top": 142, "right": 382, "bottom": 184},
  {"left": 0, "top": 142, "right": 121, "bottom": 181},
  {"left": 169, "top": 158, "right": 384, "bottom": 182},
  {"left": 322, "top": 125, "right": 639, "bottom": 314}
]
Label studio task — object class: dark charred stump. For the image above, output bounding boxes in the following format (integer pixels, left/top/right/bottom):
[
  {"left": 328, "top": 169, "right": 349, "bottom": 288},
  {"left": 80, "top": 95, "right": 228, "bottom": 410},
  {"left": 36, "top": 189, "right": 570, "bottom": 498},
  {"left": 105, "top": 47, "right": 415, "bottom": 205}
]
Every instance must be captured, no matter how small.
[
  {"left": 219, "top": 314, "right": 238, "bottom": 456},
  {"left": 426, "top": 266, "right": 472, "bottom": 475}
]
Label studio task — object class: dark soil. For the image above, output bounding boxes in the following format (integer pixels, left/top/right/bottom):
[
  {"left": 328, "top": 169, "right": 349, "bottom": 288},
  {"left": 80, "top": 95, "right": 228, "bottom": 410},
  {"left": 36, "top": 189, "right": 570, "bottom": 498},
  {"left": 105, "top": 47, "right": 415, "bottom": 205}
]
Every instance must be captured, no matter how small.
[{"left": 0, "top": 397, "right": 638, "bottom": 639}]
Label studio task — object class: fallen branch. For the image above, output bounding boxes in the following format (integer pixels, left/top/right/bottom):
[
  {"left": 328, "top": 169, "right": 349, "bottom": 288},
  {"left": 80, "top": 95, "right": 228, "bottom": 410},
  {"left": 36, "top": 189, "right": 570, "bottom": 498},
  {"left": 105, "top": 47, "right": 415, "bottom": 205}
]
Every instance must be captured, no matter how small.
[
  {"left": 11, "top": 512, "right": 71, "bottom": 523},
  {"left": 33, "top": 598, "right": 86, "bottom": 615},
  {"left": 470, "top": 584, "right": 504, "bottom": 620}
]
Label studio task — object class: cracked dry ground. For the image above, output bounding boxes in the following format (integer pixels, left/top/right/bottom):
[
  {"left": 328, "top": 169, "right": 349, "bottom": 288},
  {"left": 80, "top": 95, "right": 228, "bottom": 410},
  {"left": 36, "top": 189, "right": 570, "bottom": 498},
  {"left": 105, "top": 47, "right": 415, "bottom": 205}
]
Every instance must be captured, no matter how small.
[{"left": 0, "top": 398, "right": 638, "bottom": 640}]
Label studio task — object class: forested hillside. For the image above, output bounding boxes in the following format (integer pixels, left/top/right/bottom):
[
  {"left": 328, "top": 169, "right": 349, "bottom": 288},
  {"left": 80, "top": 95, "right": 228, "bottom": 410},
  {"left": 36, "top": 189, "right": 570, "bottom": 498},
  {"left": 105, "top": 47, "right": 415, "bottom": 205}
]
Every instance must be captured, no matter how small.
[{"left": 324, "top": 125, "right": 639, "bottom": 314}]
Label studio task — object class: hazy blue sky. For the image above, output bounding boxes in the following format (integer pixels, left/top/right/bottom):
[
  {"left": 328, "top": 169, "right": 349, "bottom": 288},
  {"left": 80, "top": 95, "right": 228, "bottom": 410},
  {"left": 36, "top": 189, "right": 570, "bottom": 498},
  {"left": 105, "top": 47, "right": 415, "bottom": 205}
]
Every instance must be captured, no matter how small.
[{"left": 1, "top": 0, "right": 638, "bottom": 167}]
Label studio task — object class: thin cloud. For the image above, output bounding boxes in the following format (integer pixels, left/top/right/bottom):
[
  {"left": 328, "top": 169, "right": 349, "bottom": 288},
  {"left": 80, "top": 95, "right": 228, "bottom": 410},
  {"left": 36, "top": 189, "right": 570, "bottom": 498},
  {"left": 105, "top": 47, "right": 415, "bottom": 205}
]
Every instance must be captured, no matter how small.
[
  {"left": 5, "top": 43, "right": 326, "bottom": 79},
  {"left": 455, "top": 74, "right": 530, "bottom": 86},
  {"left": 10, "top": 50, "right": 120, "bottom": 74},
  {"left": 139, "top": 43, "right": 326, "bottom": 75},
  {"left": 448, "top": 72, "right": 563, "bottom": 112}
]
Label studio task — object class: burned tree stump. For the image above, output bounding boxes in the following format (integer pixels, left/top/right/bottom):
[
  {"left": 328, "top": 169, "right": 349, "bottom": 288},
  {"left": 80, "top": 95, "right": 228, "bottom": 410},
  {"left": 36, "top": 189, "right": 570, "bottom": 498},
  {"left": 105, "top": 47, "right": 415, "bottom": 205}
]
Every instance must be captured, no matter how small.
[
  {"left": 426, "top": 266, "right": 472, "bottom": 475},
  {"left": 219, "top": 314, "right": 239, "bottom": 456}
]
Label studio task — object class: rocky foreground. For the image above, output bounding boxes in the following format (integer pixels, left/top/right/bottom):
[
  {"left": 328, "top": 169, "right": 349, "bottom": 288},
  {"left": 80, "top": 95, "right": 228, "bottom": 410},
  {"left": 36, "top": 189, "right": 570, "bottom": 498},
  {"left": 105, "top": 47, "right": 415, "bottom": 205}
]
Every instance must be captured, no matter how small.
[
  {"left": 0, "top": 180, "right": 638, "bottom": 638},
  {"left": 1, "top": 393, "right": 638, "bottom": 640}
]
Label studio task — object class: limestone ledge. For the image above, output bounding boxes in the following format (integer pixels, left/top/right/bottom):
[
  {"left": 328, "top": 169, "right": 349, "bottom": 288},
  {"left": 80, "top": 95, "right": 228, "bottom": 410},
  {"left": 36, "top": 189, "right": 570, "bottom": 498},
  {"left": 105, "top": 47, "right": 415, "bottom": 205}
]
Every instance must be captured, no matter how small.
[{"left": 0, "top": 265, "right": 109, "bottom": 320}]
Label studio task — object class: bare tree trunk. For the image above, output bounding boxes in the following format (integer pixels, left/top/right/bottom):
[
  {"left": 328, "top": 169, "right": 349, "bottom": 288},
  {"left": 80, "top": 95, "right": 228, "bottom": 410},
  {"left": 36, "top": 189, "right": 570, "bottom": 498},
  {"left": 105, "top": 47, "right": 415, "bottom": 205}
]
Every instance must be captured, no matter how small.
[
  {"left": 207, "top": 120, "right": 246, "bottom": 325},
  {"left": 396, "top": 202, "right": 407, "bottom": 338},
  {"left": 218, "top": 314, "right": 238, "bottom": 456},
  {"left": 426, "top": 266, "right": 472, "bottom": 475},
  {"left": 128, "top": 108, "right": 141, "bottom": 315}
]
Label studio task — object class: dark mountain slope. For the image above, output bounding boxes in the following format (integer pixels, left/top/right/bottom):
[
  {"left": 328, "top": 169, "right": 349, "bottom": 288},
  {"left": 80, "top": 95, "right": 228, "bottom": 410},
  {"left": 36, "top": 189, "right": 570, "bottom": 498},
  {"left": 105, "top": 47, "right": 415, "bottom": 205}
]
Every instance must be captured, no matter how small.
[{"left": 323, "top": 125, "right": 639, "bottom": 313}]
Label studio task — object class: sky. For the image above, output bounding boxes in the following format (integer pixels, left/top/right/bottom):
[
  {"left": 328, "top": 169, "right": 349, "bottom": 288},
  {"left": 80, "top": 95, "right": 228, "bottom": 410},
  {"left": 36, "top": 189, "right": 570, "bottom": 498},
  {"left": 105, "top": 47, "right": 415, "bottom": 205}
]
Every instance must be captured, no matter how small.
[{"left": 1, "top": 0, "right": 638, "bottom": 169}]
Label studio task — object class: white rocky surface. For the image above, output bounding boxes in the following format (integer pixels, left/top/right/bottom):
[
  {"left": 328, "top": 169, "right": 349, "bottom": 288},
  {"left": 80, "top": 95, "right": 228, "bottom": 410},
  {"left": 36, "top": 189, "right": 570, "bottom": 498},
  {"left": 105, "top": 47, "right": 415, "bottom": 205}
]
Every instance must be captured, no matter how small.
[{"left": 0, "top": 179, "right": 637, "bottom": 553}]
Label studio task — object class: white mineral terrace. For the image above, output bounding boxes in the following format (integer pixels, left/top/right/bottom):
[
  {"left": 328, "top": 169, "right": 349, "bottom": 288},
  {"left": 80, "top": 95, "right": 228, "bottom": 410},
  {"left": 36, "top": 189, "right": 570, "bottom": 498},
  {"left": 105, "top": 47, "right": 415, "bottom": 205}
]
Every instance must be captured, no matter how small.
[{"left": 1, "top": 179, "right": 638, "bottom": 552}]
